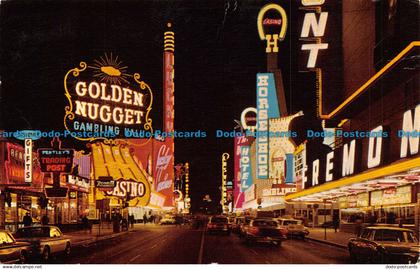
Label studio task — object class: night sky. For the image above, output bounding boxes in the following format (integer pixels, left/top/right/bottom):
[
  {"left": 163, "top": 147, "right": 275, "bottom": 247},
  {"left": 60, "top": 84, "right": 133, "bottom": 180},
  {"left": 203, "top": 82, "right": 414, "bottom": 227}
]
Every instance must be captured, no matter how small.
[{"left": 1, "top": 0, "right": 320, "bottom": 211}]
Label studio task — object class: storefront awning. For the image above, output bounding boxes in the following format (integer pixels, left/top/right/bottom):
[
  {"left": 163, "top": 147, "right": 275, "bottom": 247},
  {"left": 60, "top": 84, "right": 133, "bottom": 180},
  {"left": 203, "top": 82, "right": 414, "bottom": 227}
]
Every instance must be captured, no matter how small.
[{"left": 285, "top": 157, "right": 420, "bottom": 202}]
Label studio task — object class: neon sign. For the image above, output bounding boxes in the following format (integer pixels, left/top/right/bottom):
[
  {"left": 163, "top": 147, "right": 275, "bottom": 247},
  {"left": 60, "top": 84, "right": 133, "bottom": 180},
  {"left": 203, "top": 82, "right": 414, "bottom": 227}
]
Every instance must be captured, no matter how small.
[
  {"left": 301, "top": 104, "right": 420, "bottom": 189},
  {"left": 24, "top": 139, "right": 32, "bottom": 183},
  {"left": 105, "top": 179, "right": 147, "bottom": 199},
  {"left": 5, "top": 143, "right": 44, "bottom": 186},
  {"left": 300, "top": 0, "right": 329, "bottom": 68},
  {"left": 221, "top": 153, "right": 230, "bottom": 205},
  {"left": 64, "top": 54, "right": 153, "bottom": 141},
  {"left": 257, "top": 3, "right": 288, "bottom": 53}
]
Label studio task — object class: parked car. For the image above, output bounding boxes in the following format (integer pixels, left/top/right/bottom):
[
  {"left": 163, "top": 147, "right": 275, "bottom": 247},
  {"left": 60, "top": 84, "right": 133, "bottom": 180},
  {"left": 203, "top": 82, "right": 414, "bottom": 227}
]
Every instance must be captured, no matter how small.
[
  {"left": 243, "top": 218, "right": 288, "bottom": 246},
  {"left": 207, "top": 215, "right": 231, "bottom": 235},
  {"left": 238, "top": 216, "right": 254, "bottom": 237},
  {"left": 277, "top": 218, "right": 309, "bottom": 239},
  {"left": 0, "top": 230, "right": 32, "bottom": 264},
  {"left": 231, "top": 217, "right": 244, "bottom": 234},
  {"left": 348, "top": 227, "right": 419, "bottom": 264},
  {"left": 160, "top": 215, "right": 176, "bottom": 225},
  {"left": 14, "top": 226, "right": 71, "bottom": 262}
]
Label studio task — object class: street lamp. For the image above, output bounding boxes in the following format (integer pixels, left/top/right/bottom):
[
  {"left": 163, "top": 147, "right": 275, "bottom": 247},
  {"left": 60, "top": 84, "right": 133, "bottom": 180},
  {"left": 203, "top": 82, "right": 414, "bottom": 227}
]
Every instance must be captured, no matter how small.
[{"left": 324, "top": 198, "right": 327, "bottom": 240}]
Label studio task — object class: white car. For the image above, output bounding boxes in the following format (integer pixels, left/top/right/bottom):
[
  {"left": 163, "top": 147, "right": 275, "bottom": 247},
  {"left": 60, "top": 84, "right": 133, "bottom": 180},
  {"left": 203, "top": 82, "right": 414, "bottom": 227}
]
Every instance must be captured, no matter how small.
[
  {"left": 160, "top": 215, "right": 176, "bottom": 225},
  {"left": 277, "top": 218, "right": 309, "bottom": 239},
  {"left": 14, "top": 226, "right": 71, "bottom": 262}
]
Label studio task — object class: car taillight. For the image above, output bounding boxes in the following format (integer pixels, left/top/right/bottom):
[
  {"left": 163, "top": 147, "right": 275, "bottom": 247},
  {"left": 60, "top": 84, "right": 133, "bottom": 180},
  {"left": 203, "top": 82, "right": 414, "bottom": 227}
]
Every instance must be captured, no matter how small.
[
  {"left": 250, "top": 227, "right": 260, "bottom": 234},
  {"left": 208, "top": 223, "right": 215, "bottom": 228},
  {"left": 279, "top": 228, "right": 288, "bottom": 235}
]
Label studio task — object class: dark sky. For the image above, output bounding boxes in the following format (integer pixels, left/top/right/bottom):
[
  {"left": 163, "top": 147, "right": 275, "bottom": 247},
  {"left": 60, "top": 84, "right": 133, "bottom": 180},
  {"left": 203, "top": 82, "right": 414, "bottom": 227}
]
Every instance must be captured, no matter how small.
[{"left": 0, "top": 0, "right": 320, "bottom": 210}]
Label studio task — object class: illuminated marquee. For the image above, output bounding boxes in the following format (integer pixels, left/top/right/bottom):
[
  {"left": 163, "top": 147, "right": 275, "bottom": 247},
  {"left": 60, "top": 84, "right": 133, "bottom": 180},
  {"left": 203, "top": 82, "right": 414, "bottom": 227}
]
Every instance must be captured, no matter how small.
[
  {"left": 91, "top": 142, "right": 152, "bottom": 207},
  {"left": 64, "top": 54, "right": 153, "bottom": 141},
  {"left": 257, "top": 3, "right": 288, "bottom": 53},
  {"left": 301, "top": 105, "right": 420, "bottom": 189}
]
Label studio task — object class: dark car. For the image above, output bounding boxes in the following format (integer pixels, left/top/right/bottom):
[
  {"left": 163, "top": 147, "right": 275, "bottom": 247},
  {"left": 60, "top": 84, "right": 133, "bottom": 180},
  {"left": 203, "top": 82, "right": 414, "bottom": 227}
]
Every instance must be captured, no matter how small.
[
  {"left": 243, "top": 218, "right": 288, "bottom": 246},
  {"left": 0, "top": 230, "right": 32, "bottom": 264},
  {"left": 238, "top": 216, "right": 254, "bottom": 237},
  {"left": 207, "top": 215, "right": 231, "bottom": 235},
  {"left": 14, "top": 226, "right": 71, "bottom": 262},
  {"left": 231, "top": 217, "right": 244, "bottom": 234},
  {"left": 348, "top": 227, "right": 419, "bottom": 264}
]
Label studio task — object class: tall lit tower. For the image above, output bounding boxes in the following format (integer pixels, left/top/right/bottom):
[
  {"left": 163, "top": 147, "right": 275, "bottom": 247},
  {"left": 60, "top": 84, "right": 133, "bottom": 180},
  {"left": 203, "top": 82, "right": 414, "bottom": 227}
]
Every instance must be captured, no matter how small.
[
  {"left": 163, "top": 23, "right": 176, "bottom": 209},
  {"left": 163, "top": 23, "right": 175, "bottom": 133}
]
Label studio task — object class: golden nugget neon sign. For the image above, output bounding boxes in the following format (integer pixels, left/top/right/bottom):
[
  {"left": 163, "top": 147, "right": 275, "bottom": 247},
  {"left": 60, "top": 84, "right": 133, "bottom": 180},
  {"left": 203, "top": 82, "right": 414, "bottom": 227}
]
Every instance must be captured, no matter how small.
[
  {"left": 64, "top": 54, "right": 153, "bottom": 141},
  {"left": 257, "top": 3, "right": 288, "bottom": 53}
]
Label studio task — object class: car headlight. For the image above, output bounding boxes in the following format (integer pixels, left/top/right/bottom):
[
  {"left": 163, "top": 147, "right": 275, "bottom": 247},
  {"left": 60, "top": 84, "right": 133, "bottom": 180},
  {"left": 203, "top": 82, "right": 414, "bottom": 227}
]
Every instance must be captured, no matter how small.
[{"left": 409, "top": 247, "right": 420, "bottom": 254}]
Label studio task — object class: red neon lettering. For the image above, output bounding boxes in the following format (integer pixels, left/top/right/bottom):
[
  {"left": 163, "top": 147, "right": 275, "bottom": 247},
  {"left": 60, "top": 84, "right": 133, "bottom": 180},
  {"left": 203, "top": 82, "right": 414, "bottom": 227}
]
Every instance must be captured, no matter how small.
[{"left": 263, "top": 18, "right": 282, "bottom": 26}]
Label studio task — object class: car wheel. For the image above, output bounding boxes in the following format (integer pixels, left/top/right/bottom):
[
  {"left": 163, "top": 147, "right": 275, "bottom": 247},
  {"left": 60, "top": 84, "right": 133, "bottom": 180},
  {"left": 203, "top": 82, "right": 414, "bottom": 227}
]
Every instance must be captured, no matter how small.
[
  {"left": 64, "top": 242, "right": 71, "bottom": 256},
  {"left": 348, "top": 248, "right": 358, "bottom": 263},
  {"left": 273, "top": 241, "right": 282, "bottom": 247},
  {"left": 19, "top": 250, "right": 28, "bottom": 264},
  {"left": 42, "top": 247, "right": 50, "bottom": 262}
]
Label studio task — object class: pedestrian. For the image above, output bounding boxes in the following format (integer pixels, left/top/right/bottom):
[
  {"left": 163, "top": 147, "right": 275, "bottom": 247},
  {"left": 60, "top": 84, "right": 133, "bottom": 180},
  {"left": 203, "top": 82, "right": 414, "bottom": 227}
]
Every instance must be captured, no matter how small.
[
  {"left": 121, "top": 218, "right": 128, "bottom": 231},
  {"left": 333, "top": 213, "right": 340, "bottom": 233},
  {"left": 81, "top": 215, "right": 89, "bottom": 233},
  {"left": 129, "top": 214, "right": 135, "bottom": 228},
  {"left": 23, "top": 213, "right": 32, "bottom": 227},
  {"left": 143, "top": 213, "right": 147, "bottom": 225},
  {"left": 175, "top": 215, "right": 182, "bottom": 227},
  {"left": 41, "top": 215, "right": 49, "bottom": 225}
]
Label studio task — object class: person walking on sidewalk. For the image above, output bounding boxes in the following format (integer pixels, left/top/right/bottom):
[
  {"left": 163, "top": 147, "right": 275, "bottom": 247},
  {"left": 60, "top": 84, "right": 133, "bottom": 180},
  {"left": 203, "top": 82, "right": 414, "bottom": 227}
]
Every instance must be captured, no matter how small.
[
  {"left": 23, "top": 213, "right": 32, "bottom": 227},
  {"left": 41, "top": 215, "right": 49, "bottom": 225},
  {"left": 143, "top": 214, "right": 148, "bottom": 225},
  {"left": 82, "top": 215, "right": 92, "bottom": 234},
  {"left": 333, "top": 213, "right": 340, "bottom": 233}
]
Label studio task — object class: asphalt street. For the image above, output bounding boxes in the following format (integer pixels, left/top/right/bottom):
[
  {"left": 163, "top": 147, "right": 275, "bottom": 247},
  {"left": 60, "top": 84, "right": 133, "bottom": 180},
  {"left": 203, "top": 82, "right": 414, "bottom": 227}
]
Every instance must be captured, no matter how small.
[{"left": 54, "top": 225, "right": 351, "bottom": 264}]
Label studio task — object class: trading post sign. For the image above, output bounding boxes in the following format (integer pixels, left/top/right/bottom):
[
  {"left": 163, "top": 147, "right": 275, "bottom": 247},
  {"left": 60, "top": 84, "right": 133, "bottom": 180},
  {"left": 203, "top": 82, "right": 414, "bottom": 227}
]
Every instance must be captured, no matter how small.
[{"left": 37, "top": 149, "right": 74, "bottom": 173}]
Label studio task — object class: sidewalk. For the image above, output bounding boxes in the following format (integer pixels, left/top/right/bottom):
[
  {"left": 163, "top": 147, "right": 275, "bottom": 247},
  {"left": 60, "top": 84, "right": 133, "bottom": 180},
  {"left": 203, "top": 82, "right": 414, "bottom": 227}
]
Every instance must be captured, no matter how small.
[
  {"left": 66, "top": 223, "right": 139, "bottom": 247},
  {"left": 306, "top": 228, "right": 355, "bottom": 249}
]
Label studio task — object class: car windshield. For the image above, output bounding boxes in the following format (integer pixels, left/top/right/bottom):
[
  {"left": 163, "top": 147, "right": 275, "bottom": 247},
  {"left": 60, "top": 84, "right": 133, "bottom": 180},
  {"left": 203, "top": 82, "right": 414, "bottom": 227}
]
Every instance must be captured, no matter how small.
[
  {"left": 0, "top": 232, "right": 14, "bottom": 244},
  {"left": 283, "top": 220, "right": 299, "bottom": 225},
  {"left": 374, "top": 229, "right": 405, "bottom": 242},
  {"left": 245, "top": 218, "right": 252, "bottom": 224},
  {"left": 253, "top": 220, "right": 278, "bottom": 227},
  {"left": 15, "top": 227, "right": 50, "bottom": 238},
  {"left": 406, "top": 232, "right": 419, "bottom": 243},
  {"left": 211, "top": 217, "right": 228, "bottom": 223}
]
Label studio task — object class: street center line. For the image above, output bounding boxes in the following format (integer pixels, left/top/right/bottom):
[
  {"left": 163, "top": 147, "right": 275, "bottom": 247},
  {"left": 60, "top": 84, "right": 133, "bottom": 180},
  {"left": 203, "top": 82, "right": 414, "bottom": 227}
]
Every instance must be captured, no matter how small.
[
  {"left": 197, "top": 229, "right": 206, "bottom": 264},
  {"left": 128, "top": 253, "right": 142, "bottom": 263}
]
